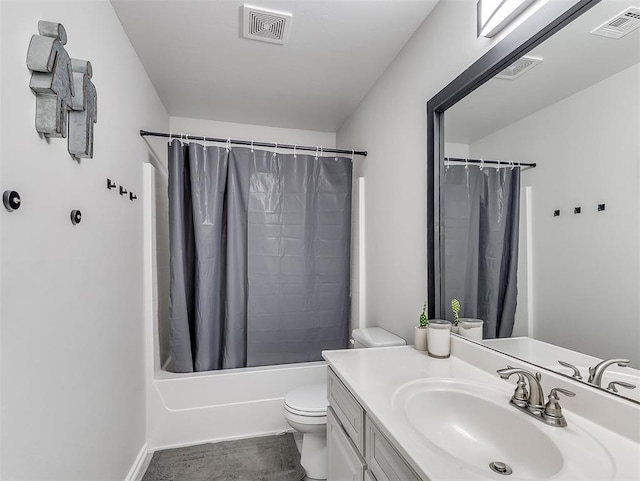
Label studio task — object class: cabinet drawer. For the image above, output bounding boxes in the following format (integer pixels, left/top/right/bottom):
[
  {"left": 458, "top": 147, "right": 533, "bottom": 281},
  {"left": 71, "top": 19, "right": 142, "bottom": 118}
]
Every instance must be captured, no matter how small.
[
  {"left": 366, "top": 416, "right": 422, "bottom": 481},
  {"left": 328, "top": 368, "right": 365, "bottom": 450},
  {"left": 327, "top": 407, "right": 365, "bottom": 481}
]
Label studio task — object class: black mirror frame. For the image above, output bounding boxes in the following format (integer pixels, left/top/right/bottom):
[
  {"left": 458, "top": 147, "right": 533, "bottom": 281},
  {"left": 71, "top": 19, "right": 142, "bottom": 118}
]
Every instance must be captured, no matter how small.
[{"left": 426, "top": 0, "right": 600, "bottom": 319}]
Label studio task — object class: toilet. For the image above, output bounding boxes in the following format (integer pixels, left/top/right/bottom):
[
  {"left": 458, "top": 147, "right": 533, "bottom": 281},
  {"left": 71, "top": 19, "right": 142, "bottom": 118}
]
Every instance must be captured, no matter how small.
[{"left": 283, "top": 327, "right": 406, "bottom": 480}]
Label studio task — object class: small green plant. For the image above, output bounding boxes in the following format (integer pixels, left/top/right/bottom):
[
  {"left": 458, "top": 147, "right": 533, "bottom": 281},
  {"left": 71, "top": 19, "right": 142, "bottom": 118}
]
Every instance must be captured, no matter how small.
[
  {"left": 451, "top": 299, "right": 461, "bottom": 326},
  {"left": 419, "top": 302, "right": 428, "bottom": 328}
]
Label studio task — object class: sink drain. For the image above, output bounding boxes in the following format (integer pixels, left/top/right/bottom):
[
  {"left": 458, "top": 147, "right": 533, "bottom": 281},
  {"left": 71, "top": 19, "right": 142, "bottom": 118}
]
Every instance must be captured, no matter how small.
[{"left": 489, "top": 461, "right": 513, "bottom": 475}]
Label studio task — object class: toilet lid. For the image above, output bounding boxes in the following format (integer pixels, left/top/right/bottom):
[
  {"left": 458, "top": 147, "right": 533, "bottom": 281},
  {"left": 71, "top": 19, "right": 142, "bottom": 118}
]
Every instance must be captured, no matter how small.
[{"left": 284, "top": 384, "right": 327, "bottom": 415}]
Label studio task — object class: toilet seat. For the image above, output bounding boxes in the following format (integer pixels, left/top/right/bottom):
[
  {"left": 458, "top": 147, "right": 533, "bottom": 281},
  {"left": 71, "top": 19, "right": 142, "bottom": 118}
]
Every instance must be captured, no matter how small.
[{"left": 284, "top": 383, "right": 327, "bottom": 417}]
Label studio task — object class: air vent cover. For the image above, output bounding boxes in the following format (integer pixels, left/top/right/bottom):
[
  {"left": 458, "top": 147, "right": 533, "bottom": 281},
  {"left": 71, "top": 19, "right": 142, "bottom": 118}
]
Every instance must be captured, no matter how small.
[
  {"left": 495, "top": 56, "right": 543, "bottom": 80},
  {"left": 242, "top": 5, "right": 292, "bottom": 45},
  {"left": 591, "top": 7, "right": 640, "bottom": 39}
]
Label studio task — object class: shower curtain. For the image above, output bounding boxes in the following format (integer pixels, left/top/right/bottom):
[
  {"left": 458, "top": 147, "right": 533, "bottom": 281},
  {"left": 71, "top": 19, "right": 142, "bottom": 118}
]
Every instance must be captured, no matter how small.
[
  {"left": 443, "top": 164, "right": 521, "bottom": 338},
  {"left": 168, "top": 140, "right": 352, "bottom": 372}
]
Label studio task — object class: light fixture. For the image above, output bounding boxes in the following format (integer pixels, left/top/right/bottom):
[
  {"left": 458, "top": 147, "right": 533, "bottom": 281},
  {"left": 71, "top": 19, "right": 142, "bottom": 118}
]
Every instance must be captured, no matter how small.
[{"left": 477, "top": 0, "right": 537, "bottom": 38}]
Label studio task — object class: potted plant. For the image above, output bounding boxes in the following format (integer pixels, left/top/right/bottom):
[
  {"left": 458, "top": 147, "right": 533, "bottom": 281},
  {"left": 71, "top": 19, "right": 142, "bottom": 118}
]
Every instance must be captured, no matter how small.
[
  {"left": 414, "top": 302, "right": 428, "bottom": 351},
  {"left": 450, "top": 299, "right": 461, "bottom": 334}
]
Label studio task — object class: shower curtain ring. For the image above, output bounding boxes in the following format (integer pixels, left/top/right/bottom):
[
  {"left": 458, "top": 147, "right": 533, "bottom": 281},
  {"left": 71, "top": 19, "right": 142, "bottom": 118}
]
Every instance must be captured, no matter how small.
[
  {"left": 274, "top": 142, "right": 278, "bottom": 156},
  {"left": 351, "top": 149, "right": 354, "bottom": 161},
  {"left": 169, "top": 131, "right": 173, "bottom": 144},
  {"left": 497, "top": 159, "right": 501, "bottom": 170},
  {"left": 320, "top": 145, "right": 323, "bottom": 157},
  {"left": 465, "top": 158, "right": 469, "bottom": 170},
  {"left": 293, "top": 144, "right": 297, "bottom": 157},
  {"left": 480, "top": 158, "right": 485, "bottom": 170},
  {"left": 251, "top": 141, "right": 254, "bottom": 153},
  {"left": 511, "top": 160, "right": 515, "bottom": 170},
  {"left": 315, "top": 146, "right": 319, "bottom": 160},
  {"left": 226, "top": 138, "right": 231, "bottom": 152}
]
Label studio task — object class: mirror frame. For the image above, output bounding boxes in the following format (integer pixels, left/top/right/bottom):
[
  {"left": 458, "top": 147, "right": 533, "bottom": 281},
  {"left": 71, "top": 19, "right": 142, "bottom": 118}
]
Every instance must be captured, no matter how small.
[{"left": 426, "top": 0, "right": 601, "bottom": 320}]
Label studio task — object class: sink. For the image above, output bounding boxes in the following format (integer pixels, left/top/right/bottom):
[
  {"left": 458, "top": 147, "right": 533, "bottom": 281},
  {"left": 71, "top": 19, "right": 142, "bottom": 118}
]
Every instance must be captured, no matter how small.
[{"left": 392, "top": 378, "right": 615, "bottom": 480}]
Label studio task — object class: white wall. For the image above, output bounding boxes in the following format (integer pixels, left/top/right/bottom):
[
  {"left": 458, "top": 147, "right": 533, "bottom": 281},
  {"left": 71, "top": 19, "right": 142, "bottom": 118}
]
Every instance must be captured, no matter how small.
[
  {"left": 336, "top": 1, "right": 504, "bottom": 341},
  {"left": 170, "top": 117, "right": 336, "bottom": 150},
  {"left": 0, "top": 1, "right": 169, "bottom": 479},
  {"left": 469, "top": 63, "right": 640, "bottom": 367}
]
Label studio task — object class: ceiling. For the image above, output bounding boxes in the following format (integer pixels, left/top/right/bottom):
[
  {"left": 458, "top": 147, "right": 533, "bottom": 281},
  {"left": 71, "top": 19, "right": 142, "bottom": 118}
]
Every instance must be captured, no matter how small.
[
  {"left": 446, "top": 0, "right": 640, "bottom": 145},
  {"left": 110, "top": 0, "right": 439, "bottom": 132}
]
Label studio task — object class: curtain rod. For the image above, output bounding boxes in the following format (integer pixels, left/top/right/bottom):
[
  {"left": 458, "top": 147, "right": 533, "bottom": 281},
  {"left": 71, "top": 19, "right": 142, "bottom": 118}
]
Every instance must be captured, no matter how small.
[
  {"left": 445, "top": 156, "right": 537, "bottom": 168},
  {"left": 139, "top": 130, "right": 367, "bottom": 157}
]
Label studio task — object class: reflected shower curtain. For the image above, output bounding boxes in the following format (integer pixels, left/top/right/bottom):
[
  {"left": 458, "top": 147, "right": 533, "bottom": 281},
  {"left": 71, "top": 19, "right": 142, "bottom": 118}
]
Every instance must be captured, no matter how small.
[
  {"left": 168, "top": 140, "right": 352, "bottom": 372},
  {"left": 443, "top": 165, "right": 521, "bottom": 339}
]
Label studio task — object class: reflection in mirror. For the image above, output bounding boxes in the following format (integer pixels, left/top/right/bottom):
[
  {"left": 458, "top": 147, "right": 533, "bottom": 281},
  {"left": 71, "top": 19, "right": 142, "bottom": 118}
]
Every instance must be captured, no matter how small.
[{"left": 442, "top": 0, "right": 640, "bottom": 402}]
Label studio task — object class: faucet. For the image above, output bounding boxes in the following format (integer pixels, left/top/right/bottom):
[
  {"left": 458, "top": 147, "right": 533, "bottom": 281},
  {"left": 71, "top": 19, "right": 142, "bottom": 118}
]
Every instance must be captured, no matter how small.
[
  {"left": 588, "top": 359, "right": 629, "bottom": 387},
  {"left": 497, "top": 366, "right": 545, "bottom": 411},
  {"left": 497, "top": 366, "right": 575, "bottom": 427}
]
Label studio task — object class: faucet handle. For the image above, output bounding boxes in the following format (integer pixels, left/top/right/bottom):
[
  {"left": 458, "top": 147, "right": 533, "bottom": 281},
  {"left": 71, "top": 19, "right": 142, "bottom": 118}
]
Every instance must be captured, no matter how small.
[
  {"left": 607, "top": 381, "right": 637, "bottom": 393},
  {"left": 558, "top": 360, "right": 582, "bottom": 380},
  {"left": 543, "top": 387, "right": 575, "bottom": 427}
]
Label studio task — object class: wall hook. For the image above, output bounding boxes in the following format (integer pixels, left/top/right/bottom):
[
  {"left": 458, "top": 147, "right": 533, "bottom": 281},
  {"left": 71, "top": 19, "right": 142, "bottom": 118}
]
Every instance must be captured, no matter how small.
[
  {"left": 3, "top": 190, "right": 22, "bottom": 212},
  {"left": 70, "top": 209, "right": 82, "bottom": 225},
  {"left": 574, "top": 207, "right": 581, "bottom": 214},
  {"left": 553, "top": 210, "right": 560, "bottom": 217},
  {"left": 130, "top": 192, "right": 137, "bottom": 201},
  {"left": 597, "top": 203, "right": 606, "bottom": 212},
  {"left": 107, "top": 178, "right": 116, "bottom": 190},
  {"left": 119, "top": 186, "right": 128, "bottom": 196}
]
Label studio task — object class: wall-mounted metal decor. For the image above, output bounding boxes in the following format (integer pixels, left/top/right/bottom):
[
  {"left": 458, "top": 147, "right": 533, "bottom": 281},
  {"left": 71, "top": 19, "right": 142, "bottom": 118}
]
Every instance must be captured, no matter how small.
[{"left": 26, "top": 21, "right": 97, "bottom": 158}]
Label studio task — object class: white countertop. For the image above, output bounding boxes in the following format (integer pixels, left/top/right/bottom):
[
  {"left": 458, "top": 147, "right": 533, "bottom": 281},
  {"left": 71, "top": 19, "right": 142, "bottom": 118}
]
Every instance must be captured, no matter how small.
[{"left": 323, "top": 343, "right": 640, "bottom": 481}]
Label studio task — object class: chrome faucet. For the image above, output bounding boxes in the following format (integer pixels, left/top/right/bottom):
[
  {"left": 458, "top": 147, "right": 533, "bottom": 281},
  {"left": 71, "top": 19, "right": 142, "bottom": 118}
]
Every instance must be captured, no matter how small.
[
  {"left": 497, "top": 366, "right": 575, "bottom": 427},
  {"left": 588, "top": 359, "right": 629, "bottom": 387},
  {"left": 497, "top": 366, "right": 545, "bottom": 411}
]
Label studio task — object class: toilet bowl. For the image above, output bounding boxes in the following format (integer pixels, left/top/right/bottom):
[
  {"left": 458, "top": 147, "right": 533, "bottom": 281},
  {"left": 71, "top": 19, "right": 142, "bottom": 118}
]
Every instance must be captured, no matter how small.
[
  {"left": 284, "top": 383, "right": 328, "bottom": 480},
  {"left": 284, "top": 327, "right": 406, "bottom": 480}
]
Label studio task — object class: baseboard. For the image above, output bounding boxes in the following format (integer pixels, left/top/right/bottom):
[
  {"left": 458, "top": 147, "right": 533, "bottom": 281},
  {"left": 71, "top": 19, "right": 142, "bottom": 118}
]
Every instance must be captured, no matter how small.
[
  {"left": 148, "top": 429, "right": 290, "bottom": 453},
  {"left": 124, "top": 443, "right": 149, "bottom": 481}
]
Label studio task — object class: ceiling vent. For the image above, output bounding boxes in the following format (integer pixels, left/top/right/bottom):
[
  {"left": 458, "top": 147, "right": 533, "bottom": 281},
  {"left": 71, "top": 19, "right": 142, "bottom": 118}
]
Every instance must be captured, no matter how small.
[
  {"left": 242, "top": 5, "right": 292, "bottom": 45},
  {"left": 591, "top": 7, "right": 640, "bottom": 39},
  {"left": 495, "top": 56, "right": 543, "bottom": 80}
]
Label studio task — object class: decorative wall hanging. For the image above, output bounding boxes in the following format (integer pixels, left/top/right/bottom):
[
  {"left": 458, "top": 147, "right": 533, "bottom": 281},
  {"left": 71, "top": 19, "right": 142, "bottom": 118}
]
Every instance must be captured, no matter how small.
[{"left": 26, "top": 20, "right": 97, "bottom": 158}]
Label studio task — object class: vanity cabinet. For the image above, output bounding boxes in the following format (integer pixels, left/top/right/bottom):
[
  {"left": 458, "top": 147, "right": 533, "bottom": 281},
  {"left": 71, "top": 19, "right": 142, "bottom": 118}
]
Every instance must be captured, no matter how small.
[{"left": 327, "top": 368, "right": 423, "bottom": 481}]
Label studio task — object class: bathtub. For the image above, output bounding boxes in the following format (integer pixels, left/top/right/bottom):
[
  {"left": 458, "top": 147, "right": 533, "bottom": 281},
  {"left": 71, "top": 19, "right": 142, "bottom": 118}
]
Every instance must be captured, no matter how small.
[{"left": 143, "top": 163, "right": 327, "bottom": 450}]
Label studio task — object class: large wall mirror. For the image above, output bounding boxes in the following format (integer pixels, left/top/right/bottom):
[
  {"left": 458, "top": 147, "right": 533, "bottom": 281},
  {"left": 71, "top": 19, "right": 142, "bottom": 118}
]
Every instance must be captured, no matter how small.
[{"left": 427, "top": 0, "right": 640, "bottom": 403}]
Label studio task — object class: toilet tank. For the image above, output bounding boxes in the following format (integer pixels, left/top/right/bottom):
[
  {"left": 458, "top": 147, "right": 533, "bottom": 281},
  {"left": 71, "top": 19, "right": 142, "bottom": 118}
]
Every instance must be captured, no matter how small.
[{"left": 351, "top": 327, "right": 406, "bottom": 349}]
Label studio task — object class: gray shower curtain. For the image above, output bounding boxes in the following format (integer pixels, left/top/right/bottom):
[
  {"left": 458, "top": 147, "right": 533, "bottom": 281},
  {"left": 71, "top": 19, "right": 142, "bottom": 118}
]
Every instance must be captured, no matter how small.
[
  {"left": 168, "top": 140, "right": 352, "bottom": 372},
  {"left": 443, "top": 165, "right": 521, "bottom": 338}
]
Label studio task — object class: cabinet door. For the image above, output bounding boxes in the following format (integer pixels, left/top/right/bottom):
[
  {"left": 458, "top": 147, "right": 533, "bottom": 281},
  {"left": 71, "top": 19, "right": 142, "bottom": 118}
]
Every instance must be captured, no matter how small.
[
  {"left": 365, "top": 416, "right": 422, "bottom": 481},
  {"left": 328, "top": 407, "right": 365, "bottom": 481},
  {"left": 364, "top": 470, "right": 378, "bottom": 481}
]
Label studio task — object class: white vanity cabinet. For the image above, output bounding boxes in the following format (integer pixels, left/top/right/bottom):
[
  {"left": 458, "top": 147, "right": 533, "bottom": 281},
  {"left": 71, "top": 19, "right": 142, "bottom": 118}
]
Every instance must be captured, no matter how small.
[{"left": 327, "top": 368, "right": 423, "bottom": 481}]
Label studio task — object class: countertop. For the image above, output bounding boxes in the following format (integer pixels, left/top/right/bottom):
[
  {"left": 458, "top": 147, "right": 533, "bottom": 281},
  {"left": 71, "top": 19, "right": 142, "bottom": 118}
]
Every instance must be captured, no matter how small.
[{"left": 323, "top": 344, "right": 640, "bottom": 480}]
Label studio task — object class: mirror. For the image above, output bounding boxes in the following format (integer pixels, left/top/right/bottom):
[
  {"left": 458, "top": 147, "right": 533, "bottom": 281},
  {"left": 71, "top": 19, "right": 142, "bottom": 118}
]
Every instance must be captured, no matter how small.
[{"left": 428, "top": 0, "right": 640, "bottom": 403}]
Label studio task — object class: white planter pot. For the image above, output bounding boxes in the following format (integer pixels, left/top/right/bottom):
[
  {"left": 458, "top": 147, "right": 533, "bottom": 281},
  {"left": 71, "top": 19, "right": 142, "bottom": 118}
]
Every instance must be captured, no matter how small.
[{"left": 414, "top": 326, "right": 428, "bottom": 351}]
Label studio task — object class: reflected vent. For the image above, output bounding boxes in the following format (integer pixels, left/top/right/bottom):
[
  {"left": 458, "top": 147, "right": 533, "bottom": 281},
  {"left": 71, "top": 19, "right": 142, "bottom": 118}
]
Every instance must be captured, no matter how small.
[
  {"left": 495, "top": 56, "right": 543, "bottom": 80},
  {"left": 591, "top": 7, "right": 640, "bottom": 39},
  {"left": 242, "top": 5, "right": 292, "bottom": 45}
]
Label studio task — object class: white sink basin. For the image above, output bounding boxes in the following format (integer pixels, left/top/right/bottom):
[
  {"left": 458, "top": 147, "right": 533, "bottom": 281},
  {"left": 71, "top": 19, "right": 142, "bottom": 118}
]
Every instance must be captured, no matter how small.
[{"left": 392, "top": 378, "right": 615, "bottom": 480}]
